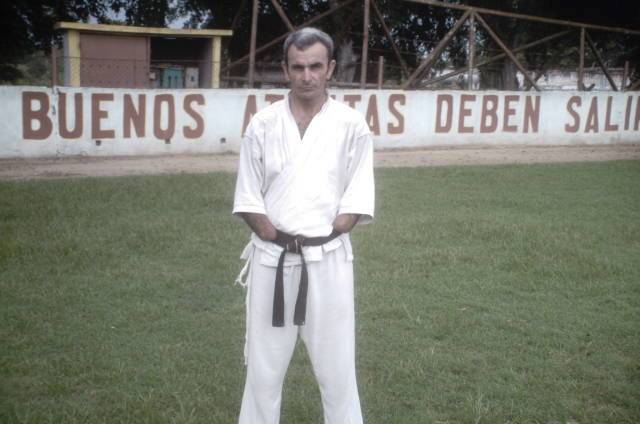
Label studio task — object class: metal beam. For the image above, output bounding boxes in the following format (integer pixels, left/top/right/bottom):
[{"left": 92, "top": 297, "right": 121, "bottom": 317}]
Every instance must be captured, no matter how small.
[
  {"left": 360, "top": 0, "right": 371, "bottom": 88},
  {"left": 421, "top": 31, "right": 563, "bottom": 87},
  {"left": 524, "top": 70, "right": 544, "bottom": 91},
  {"left": 418, "top": 30, "right": 571, "bottom": 87},
  {"left": 474, "top": 11, "right": 540, "bottom": 91},
  {"left": 377, "top": 55, "right": 384, "bottom": 88},
  {"left": 585, "top": 31, "right": 617, "bottom": 91},
  {"left": 51, "top": 45, "right": 58, "bottom": 86},
  {"left": 370, "top": 0, "right": 410, "bottom": 79},
  {"left": 231, "top": 0, "right": 248, "bottom": 32},
  {"left": 467, "top": 13, "right": 475, "bottom": 90},
  {"left": 222, "top": 0, "right": 358, "bottom": 73},
  {"left": 403, "top": 0, "right": 640, "bottom": 36},
  {"left": 248, "top": 0, "right": 259, "bottom": 87},
  {"left": 270, "top": 0, "right": 295, "bottom": 31},
  {"left": 402, "top": 9, "right": 471, "bottom": 89},
  {"left": 578, "top": 27, "right": 585, "bottom": 90}
]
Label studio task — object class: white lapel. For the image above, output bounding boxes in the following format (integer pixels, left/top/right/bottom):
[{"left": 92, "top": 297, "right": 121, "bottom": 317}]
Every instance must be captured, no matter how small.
[{"left": 264, "top": 96, "right": 331, "bottom": 211}]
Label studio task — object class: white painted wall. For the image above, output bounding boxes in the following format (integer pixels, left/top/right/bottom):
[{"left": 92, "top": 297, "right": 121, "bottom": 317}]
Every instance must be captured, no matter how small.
[{"left": 2, "top": 86, "right": 639, "bottom": 158}]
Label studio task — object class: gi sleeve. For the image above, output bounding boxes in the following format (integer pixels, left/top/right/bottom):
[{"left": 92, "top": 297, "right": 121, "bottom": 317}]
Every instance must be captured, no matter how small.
[
  {"left": 338, "top": 129, "right": 375, "bottom": 225},
  {"left": 232, "top": 119, "right": 267, "bottom": 215}
]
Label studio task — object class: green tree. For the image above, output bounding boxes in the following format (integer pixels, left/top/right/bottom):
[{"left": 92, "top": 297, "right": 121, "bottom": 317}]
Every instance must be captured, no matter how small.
[
  {"left": 0, "top": 0, "right": 114, "bottom": 83},
  {"left": 111, "top": 0, "right": 178, "bottom": 26}
]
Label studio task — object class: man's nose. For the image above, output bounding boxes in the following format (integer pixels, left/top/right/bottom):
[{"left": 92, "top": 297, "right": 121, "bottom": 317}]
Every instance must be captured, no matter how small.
[{"left": 302, "top": 68, "right": 312, "bottom": 82}]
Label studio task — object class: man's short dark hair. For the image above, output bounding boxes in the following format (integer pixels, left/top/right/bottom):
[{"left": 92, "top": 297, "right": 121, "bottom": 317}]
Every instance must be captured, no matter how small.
[{"left": 283, "top": 27, "right": 334, "bottom": 65}]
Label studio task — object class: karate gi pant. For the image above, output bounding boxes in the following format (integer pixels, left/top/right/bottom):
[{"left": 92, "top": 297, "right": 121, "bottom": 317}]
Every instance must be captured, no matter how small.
[{"left": 239, "top": 245, "right": 363, "bottom": 424}]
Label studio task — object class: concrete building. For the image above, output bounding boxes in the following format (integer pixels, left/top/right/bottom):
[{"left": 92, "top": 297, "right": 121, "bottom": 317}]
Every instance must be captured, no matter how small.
[{"left": 55, "top": 22, "right": 232, "bottom": 89}]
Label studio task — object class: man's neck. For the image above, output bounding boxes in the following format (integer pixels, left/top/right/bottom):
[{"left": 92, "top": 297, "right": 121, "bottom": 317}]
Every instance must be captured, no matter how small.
[{"left": 289, "top": 92, "right": 328, "bottom": 118}]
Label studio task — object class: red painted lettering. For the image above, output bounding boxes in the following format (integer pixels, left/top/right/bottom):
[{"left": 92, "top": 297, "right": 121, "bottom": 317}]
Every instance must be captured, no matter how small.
[
  {"left": 153, "top": 94, "right": 175, "bottom": 140},
  {"left": 523, "top": 96, "right": 540, "bottom": 133},
  {"left": 435, "top": 94, "right": 453, "bottom": 133},
  {"left": 123, "top": 94, "right": 146, "bottom": 138},
  {"left": 183, "top": 94, "right": 204, "bottom": 138},
  {"left": 585, "top": 97, "right": 599, "bottom": 133},
  {"left": 387, "top": 94, "right": 405, "bottom": 135},
  {"left": 343, "top": 94, "right": 362, "bottom": 109},
  {"left": 58, "top": 92, "right": 83, "bottom": 138},
  {"left": 458, "top": 94, "right": 475, "bottom": 133},
  {"left": 565, "top": 96, "right": 581, "bottom": 133},
  {"left": 365, "top": 94, "right": 380, "bottom": 135},
  {"left": 480, "top": 95, "right": 498, "bottom": 133},
  {"left": 22, "top": 91, "right": 52, "bottom": 140},
  {"left": 503, "top": 95, "right": 518, "bottom": 132},
  {"left": 91, "top": 93, "right": 115, "bottom": 139},
  {"left": 242, "top": 95, "right": 257, "bottom": 136}
]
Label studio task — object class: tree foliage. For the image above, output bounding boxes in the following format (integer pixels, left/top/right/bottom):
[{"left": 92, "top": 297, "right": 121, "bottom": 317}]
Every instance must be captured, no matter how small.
[{"left": 1, "top": 0, "right": 112, "bottom": 81}]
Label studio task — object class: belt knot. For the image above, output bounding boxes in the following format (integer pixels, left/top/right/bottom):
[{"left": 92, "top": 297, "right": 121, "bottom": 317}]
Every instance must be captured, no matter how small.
[
  {"left": 271, "top": 229, "right": 341, "bottom": 327},
  {"left": 284, "top": 235, "right": 305, "bottom": 254}
]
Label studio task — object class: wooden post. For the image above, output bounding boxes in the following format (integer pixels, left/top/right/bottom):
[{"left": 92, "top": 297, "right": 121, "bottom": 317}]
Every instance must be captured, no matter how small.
[
  {"left": 578, "top": 27, "right": 585, "bottom": 91},
  {"left": 377, "top": 55, "right": 384, "bottom": 89},
  {"left": 622, "top": 61, "right": 629, "bottom": 92},
  {"left": 51, "top": 45, "right": 58, "bottom": 87},
  {"left": 360, "top": 0, "right": 370, "bottom": 89},
  {"left": 248, "top": 0, "right": 259, "bottom": 87},
  {"left": 467, "top": 13, "right": 475, "bottom": 90}
]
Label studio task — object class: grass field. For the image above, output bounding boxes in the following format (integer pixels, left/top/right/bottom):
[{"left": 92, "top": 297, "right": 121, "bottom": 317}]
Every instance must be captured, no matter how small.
[{"left": 1, "top": 161, "right": 639, "bottom": 423}]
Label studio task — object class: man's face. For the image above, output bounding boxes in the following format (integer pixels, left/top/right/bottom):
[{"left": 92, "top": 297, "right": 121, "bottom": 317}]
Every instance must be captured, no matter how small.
[{"left": 282, "top": 42, "right": 336, "bottom": 103}]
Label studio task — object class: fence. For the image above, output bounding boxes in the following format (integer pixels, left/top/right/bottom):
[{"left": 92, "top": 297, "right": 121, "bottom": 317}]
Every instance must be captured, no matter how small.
[
  {"left": 28, "top": 1, "right": 640, "bottom": 91},
  {"left": 226, "top": 0, "right": 640, "bottom": 91}
]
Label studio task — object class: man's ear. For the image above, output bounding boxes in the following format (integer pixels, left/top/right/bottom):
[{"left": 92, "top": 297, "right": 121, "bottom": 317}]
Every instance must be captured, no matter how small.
[
  {"left": 281, "top": 61, "right": 290, "bottom": 82},
  {"left": 326, "top": 59, "right": 337, "bottom": 81}
]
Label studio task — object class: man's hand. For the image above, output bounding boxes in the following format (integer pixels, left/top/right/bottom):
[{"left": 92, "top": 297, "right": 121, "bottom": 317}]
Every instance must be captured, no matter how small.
[
  {"left": 238, "top": 213, "right": 277, "bottom": 241},
  {"left": 332, "top": 214, "right": 360, "bottom": 234}
]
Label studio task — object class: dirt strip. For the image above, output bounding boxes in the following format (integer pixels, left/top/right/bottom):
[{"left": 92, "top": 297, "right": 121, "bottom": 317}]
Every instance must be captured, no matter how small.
[{"left": 1, "top": 144, "right": 639, "bottom": 180}]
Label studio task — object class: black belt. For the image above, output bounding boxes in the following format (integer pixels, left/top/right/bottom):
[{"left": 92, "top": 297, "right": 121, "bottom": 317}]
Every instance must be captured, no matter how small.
[{"left": 271, "top": 229, "right": 341, "bottom": 327}]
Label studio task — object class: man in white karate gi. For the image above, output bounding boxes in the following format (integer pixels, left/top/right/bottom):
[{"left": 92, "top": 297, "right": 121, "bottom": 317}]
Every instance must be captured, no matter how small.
[{"left": 233, "top": 27, "right": 374, "bottom": 424}]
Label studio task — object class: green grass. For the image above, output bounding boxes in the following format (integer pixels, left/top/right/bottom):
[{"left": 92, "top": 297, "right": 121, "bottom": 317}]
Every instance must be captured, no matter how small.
[{"left": 1, "top": 161, "right": 639, "bottom": 423}]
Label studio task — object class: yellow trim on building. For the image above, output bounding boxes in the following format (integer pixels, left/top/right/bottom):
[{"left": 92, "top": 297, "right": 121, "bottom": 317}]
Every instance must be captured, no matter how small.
[
  {"left": 55, "top": 22, "right": 232, "bottom": 38},
  {"left": 212, "top": 37, "right": 222, "bottom": 88},
  {"left": 65, "top": 29, "right": 81, "bottom": 87}
]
